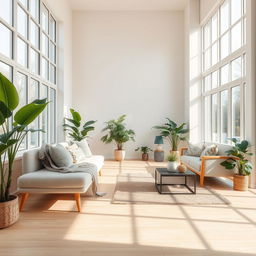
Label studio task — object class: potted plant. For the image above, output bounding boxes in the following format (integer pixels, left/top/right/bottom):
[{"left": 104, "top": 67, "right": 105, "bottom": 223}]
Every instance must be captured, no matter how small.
[
  {"left": 101, "top": 115, "right": 135, "bottom": 161},
  {"left": 153, "top": 118, "right": 188, "bottom": 160},
  {"left": 220, "top": 138, "right": 253, "bottom": 191},
  {"left": 167, "top": 153, "right": 179, "bottom": 171},
  {"left": 0, "top": 73, "right": 48, "bottom": 228},
  {"left": 135, "top": 146, "right": 152, "bottom": 161},
  {"left": 63, "top": 108, "right": 96, "bottom": 141}
]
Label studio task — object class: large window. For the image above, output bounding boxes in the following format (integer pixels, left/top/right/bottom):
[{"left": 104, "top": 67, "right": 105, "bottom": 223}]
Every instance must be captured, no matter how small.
[
  {"left": 202, "top": 0, "right": 246, "bottom": 143},
  {"left": 0, "top": 0, "right": 57, "bottom": 150}
]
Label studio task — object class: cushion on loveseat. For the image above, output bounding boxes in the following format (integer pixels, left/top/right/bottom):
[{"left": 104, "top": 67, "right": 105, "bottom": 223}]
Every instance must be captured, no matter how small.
[{"left": 180, "top": 155, "right": 201, "bottom": 171}]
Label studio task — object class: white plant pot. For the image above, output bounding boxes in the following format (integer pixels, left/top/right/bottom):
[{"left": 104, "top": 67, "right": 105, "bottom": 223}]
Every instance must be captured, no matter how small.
[{"left": 167, "top": 161, "right": 178, "bottom": 171}]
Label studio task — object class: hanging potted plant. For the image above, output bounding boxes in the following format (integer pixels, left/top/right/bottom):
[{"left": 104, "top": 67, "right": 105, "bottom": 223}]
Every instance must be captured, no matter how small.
[
  {"left": 153, "top": 118, "right": 188, "bottom": 160},
  {"left": 0, "top": 73, "right": 48, "bottom": 228},
  {"left": 220, "top": 138, "right": 253, "bottom": 191},
  {"left": 135, "top": 146, "right": 152, "bottom": 161},
  {"left": 101, "top": 115, "right": 135, "bottom": 161}
]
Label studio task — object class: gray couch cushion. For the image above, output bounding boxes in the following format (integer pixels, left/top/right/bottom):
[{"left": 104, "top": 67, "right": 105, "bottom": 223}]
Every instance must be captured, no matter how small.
[
  {"left": 180, "top": 155, "right": 201, "bottom": 171},
  {"left": 185, "top": 142, "right": 205, "bottom": 157},
  {"left": 49, "top": 144, "right": 73, "bottom": 167},
  {"left": 18, "top": 170, "right": 92, "bottom": 189}
]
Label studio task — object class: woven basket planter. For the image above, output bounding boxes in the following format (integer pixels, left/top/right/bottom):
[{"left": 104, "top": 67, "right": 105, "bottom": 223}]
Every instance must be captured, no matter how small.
[
  {"left": 233, "top": 175, "right": 249, "bottom": 191},
  {"left": 0, "top": 195, "right": 19, "bottom": 229}
]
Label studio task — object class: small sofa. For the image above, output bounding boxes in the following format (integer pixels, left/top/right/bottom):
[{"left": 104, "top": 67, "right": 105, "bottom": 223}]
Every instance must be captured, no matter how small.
[
  {"left": 17, "top": 142, "right": 104, "bottom": 212},
  {"left": 180, "top": 142, "right": 235, "bottom": 186}
]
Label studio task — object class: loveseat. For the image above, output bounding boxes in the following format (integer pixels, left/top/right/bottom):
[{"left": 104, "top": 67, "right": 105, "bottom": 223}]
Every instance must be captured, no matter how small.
[
  {"left": 17, "top": 142, "right": 104, "bottom": 212},
  {"left": 180, "top": 142, "right": 235, "bottom": 186}
]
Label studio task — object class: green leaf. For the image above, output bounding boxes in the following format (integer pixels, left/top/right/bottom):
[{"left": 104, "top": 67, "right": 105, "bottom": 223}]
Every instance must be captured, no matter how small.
[
  {"left": 70, "top": 108, "right": 81, "bottom": 123},
  {"left": 0, "top": 101, "right": 12, "bottom": 118},
  {"left": 83, "top": 120, "right": 97, "bottom": 128},
  {"left": 65, "top": 118, "right": 80, "bottom": 127},
  {"left": 14, "top": 98, "right": 48, "bottom": 126},
  {"left": 0, "top": 72, "right": 19, "bottom": 111},
  {"left": 0, "top": 139, "right": 18, "bottom": 155}
]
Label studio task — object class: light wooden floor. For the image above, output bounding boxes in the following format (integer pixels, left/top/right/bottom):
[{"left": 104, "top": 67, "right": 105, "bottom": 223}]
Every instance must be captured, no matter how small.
[{"left": 1, "top": 160, "right": 256, "bottom": 256}]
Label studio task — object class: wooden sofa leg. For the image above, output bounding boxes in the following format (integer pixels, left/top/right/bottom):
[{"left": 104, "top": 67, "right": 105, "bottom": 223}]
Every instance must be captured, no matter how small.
[
  {"left": 200, "top": 175, "right": 205, "bottom": 186},
  {"left": 19, "top": 193, "right": 29, "bottom": 211},
  {"left": 74, "top": 193, "right": 81, "bottom": 212}
]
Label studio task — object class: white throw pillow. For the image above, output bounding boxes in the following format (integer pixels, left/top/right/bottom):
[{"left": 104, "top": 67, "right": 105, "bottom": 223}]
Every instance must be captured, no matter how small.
[
  {"left": 76, "top": 139, "right": 92, "bottom": 157},
  {"left": 67, "top": 143, "right": 86, "bottom": 163},
  {"left": 49, "top": 144, "right": 73, "bottom": 167},
  {"left": 185, "top": 142, "right": 205, "bottom": 157},
  {"left": 201, "top": 144, "right": 219, "bottom": 156}
]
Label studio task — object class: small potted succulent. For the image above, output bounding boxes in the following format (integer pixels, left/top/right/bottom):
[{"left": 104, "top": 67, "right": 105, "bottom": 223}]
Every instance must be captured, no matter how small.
[
  {"left": 220, "top": 138, "right": 253, "bottom": 191},
  {"left": 135, "top": 146, "right": 152, "bottom": 161},
  {"left": 101, "top": 115, "right": 135, "bottom": 161},
  {"left": 167, "top": 153, "right": 179, "bottom": 171}
]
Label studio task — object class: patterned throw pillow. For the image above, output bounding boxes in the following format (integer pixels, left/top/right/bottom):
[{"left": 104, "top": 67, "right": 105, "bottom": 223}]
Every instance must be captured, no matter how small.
[
  {"left": 201, "top": 144, "right": 219, "bottom": 156},
  {"left": 185, "top": 142, "right": 205, "bottom": 157},
  {"left": 67, "top": 143, "right": 86, "bottom": 163}
]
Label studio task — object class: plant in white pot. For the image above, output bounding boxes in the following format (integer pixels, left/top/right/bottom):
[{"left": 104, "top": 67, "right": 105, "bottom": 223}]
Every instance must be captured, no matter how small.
[
  {"left": 0, "top": 73, "right": 48, "bottom": 228},
  {"left": 101, "top": 115, "right": 135, "bottom": 161},
  {"left": 167, "top": 153, "right": 179, "bottom": 171},
  {"left": 220, "top": 138, "right": 253, "bottom": 191}
]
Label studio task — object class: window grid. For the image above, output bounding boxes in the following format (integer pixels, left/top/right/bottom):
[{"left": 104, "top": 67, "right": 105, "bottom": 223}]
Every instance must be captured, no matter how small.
[
  {"left": 201, "top": 0, "right": 246, "bottom": 144},
  {"left": 0, "top": 0, "right": 57, "bottom": 150}
]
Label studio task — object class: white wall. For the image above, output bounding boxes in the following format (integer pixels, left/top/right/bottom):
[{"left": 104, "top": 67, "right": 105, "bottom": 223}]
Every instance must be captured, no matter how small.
[
  {"left": 72, "top": 11, "right": 185, "bottom": 159},
  {"left": 200, "top": 0, "right": 219, "bottom": 23}
]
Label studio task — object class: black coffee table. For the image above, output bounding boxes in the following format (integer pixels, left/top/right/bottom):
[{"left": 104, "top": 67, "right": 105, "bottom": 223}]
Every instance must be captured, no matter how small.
[{"left": 155, "top": 168, "right": 196, "bottom": 194}]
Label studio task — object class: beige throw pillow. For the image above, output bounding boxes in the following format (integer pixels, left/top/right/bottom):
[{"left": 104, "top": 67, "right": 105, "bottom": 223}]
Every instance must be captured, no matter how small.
[
  {"left": 76, "top": 139, "right": 92, "bottom": 157},
  {"left": 201, "top": 144, "right": 219, "bottom": 156},
  {"left": 67, "top": 144, "right": 86, "bottom": 163},
  {"left": 185, "top": 142, "right": 205, "bottom": 157}
]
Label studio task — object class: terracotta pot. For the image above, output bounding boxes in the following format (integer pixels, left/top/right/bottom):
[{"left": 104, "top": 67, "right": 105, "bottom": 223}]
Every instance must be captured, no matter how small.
[
  {"left": 114, "top": 150, "right": 125, "bottom": 161},
  {"left": 0, "top": 195, "right": 19, "bottom": 229},
  {"left": 170, "top": 150, "right": 180, "bottom": 163},
  {"left": 233, "top": 175, "right": 249, "bottom": 191},
  {"left": 142, "top": 153, "right": 149, "bottom": 161}
]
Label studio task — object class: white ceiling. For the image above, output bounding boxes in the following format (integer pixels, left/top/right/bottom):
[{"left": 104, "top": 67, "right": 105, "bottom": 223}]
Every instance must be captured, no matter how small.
[{"left": 68, "top": 0, "right": 188, "bottom": 11}]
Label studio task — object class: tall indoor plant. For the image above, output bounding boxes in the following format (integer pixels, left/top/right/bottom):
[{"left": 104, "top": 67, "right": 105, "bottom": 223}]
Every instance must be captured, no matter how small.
[
  {"left": 220, "top": 138, "right": 253, "bottom": 191},
  {"left": 0, "top": 73, "right": 48, "bottom": 228},
  {"left": 153, "top": 118, "right": 188, "bottom": 159},
  {"left": 101, "top": 115, "right": 135, "bottom": 161},
  {"left": 63, "top": 108, "right": 96, "bottom": 142}
]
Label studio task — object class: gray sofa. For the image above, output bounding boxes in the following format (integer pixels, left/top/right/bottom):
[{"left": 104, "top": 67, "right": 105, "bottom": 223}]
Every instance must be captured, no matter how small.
[
  {"left": 17, "top": 142, "right": 104, "bottom": 212},
  {"left": 180, "top": 142, "right": 235, "bottom": 186}
]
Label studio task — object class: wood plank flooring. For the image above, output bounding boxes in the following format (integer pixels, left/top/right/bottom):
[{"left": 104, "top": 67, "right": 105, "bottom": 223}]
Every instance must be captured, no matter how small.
[{"left": 1, "top": 160, "right": 256, "bottom": 256}]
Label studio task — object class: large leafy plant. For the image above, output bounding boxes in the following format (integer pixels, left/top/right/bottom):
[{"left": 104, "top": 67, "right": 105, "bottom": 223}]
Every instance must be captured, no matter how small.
[
  {"left": 101, "top": 115, "right": 135, "bottom": 150},
  {"left": 153, "top": 119, "right": 188, "bottom": 151},
  {"left": 63, "top": 108, "right": 96, "bottom": 142},
  {"left": 220, "top": 138, "right": 253, "bottom": 176},
  {"left": 0, "top": 73, "right": 48, "bottom": 202}
]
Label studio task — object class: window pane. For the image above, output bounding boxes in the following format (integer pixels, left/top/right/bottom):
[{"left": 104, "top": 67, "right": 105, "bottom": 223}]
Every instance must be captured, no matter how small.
[
  {"left": 231, "top": 21, "right": 242, "bottom": 52},
  {"left": 221, "top": 64, "right": 229, "bottom": 85},
  {"left": 212, "top": 93, "right": 218, "bottom": 142},
  {"left": 29, "top": 79, "right": 39, "bottom": 148},
  {"left": 0, "top": 61, "right": 12, "bottom": 80},
  {"left": 231, "top": 0, "right": 242, "bottom": 25},
  {"left": 211, "top": 14, "right": 218, "bottom": 43},
  {"left": 30, "top": 48, "right": 39, "bottom": 74},
  {"left": 204, "top": 22, "right": 211, "bottom": 50},
  {"left": 42, "top": 4, "right": 49, "bottom": 33},
  {"left": 232, "top": 86, "right": 240, "bottom": 139},
  {"left": 212, "top": 70, "right": 218, "bottom": 89},
  {"left": 204, "top": 96, "right": 211, "bottom": 141},
  {"left": 42, "top": 58, "right": 48, "bottom": 80},
  {"left": 221, "top": 90, "right": 228, "bottom": 143},
  {"left": 19, "top": 0, "right": 28, "bottom": 9},
  {"left": 231, "top": 57, "right": 242, "bottom": 81},
  {"left": 42, "top": 33, "right": 49, "bottom": 56},
  {"left": 50, "top": 64, "right": 56, "bottom": 84},
  {"left": 220, "top": 32, "right": 229, "bottom": 59},
  {"left": 204, "top": 74, "right": 211, "bottom": 92},
  {"left": 49, "top": 15, "right": 56, "bottom": 42},
  {"left": 30, "top": 0, "right": 39, "bottom": 22},
  {"left": 220, "top": 1, "right": 229, "bottom": 34},
  {"left": 17, "top": 6, "right": 28, "bottom": 39},
  {"left": 0, "top": 23, "right": 12, "bottom": 58},
  {"left": 40, "top": 85, "right": 48, "bottom": 144},
  {"left": 204, "top": 49, "right": 211, "bottom": 71},
  {"left": 0, "top": 0, "right": 12, "bottom": 25},
  {"left": 49, "top": 41, "right": 56, "bottom": 63},
  {"left": 30, "top": 20, "right": 39, "bottom": 49},
  {"left": 49, "top": 88, "right": 56, "bottom": 144},
  {"left": 211, "top": 42, "right": 218, "bottom": 65},
  {"left": 17, "top": 38, "right": 28, "bottom": 67}
]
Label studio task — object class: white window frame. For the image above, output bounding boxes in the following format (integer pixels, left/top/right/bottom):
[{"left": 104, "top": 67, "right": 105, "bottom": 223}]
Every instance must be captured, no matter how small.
[
  {"left": 0, "top": 0, "right": 57, "bottom": 151},
  {"left": 201, "top": 0, "right": 246, "bottom": 144}
]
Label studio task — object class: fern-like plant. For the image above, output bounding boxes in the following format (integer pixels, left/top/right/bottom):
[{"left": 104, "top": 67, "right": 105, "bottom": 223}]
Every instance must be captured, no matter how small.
[
  {"left": 101, "top": 115, "right": 135, "bottom": 150},
  {"left": 63, "top": 109, "right": 96, "bottom": 142}
]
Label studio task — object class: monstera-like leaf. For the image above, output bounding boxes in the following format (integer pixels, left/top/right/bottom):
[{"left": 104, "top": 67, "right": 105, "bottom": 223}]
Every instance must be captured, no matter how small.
[{"left": 0, "top": 72, "right": 19, "bottom": 111}]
